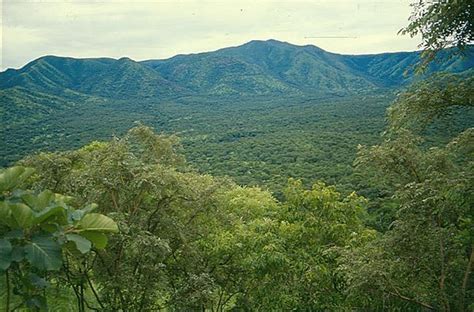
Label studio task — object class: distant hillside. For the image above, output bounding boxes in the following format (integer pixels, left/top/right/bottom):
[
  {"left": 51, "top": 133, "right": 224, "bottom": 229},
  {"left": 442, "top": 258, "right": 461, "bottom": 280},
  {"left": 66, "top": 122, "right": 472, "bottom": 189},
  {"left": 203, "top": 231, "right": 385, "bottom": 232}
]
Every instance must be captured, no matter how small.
[
  {"left": 1, "top": 40, "right": 472, "bottom": 186},
  {"left": 142, "top": 39, "right": 473, "bottom": 95},
  {"left": 2, "top": 40, "right": 473, "bottom": 98},
  {"left": 0, "top": 56, "right": 188, "bottom": 99},
  {"left": 143, "top": 40, "right": 382, "bottom": 95}
]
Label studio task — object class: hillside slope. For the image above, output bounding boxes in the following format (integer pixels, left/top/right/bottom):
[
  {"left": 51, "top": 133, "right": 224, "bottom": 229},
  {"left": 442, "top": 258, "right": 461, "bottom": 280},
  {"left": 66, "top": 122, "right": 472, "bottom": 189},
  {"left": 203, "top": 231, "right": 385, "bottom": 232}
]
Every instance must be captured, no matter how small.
[
  {"left": 0, "top": 56, "right": 188, "bottom": 99},
  {"left": 143, "top": 40, "right": 473, "bottom": 94},
  {"left": 2, "top": 40, "right": 472, "bottom": 98}
]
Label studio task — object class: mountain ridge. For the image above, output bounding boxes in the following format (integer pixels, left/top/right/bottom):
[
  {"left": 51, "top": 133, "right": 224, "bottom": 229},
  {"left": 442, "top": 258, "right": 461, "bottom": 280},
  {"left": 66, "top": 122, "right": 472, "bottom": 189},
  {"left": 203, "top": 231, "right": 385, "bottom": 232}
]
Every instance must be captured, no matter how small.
[{"left": 1, "top": 39, "right": 473, "bottom": 98}]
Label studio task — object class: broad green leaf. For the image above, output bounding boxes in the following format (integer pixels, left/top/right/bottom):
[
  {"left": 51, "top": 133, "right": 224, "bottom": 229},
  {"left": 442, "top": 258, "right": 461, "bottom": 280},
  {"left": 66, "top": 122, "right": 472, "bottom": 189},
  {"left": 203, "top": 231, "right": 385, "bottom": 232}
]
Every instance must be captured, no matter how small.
[
  {"left": 66, "top": 234, "right": 92, "bottom": 254},
  {"left": 0, "top": 239, "right": 12, "bottom": 271},
  {"left": 77, "top": 213, "right": 119, "bottom": 233},
  {"left": 0, "top": 166, "right": 35, "bottom": 192},
  {"left": 25, "top": 236, "right": 62, "bottom": 271},
  {"left": 0, "top": 202, "right": 16, "bottom": 228},
  {"left": 33, "top": 205, "right": 67, "bottom": 226},
  {"left": 64, "top": 241, "right": 83, "bottom": 258},
  {"left": 11, "top": 203, "right": 34, "bottom": 228},
  {"left": 82, "top": 203, "right": 98, "bottom": 213},
  {"left": 80, "top": 231, "right": 108, "bottom": 249},
  {"left": 4, "top": 229, "right": 23, "bottom": 240},
  {"left": 22, "top": 190, "right": 54, "bottom": 212}
]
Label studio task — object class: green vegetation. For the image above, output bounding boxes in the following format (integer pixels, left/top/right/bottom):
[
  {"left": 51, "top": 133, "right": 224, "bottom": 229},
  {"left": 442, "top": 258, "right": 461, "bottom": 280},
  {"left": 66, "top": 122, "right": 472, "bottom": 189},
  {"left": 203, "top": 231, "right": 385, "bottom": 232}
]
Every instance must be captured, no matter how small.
[
  {"left": 0, "top": 166, "right": 118, "bottom": 311},
  {"left": 0, "top": 116, "right": 470, "bottom": 310},
  {"left": 1, "top": 38, "right": 472, "bottom": 195},
  {"left": 0, "top": 0, "right": 473, "bottom": 310},
  {"left": 4, "top": 126, "right": 379, "bottom": 310},
  {"left": 400, "top": 0, "right": 474, "bottom": 69}
]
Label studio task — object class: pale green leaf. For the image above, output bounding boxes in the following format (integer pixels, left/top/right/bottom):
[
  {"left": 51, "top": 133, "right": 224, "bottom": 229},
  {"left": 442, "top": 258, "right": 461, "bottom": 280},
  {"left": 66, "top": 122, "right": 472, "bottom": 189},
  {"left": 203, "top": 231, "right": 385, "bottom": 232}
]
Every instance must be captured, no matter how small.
[
  {"left": 80, "top": 231, "right": 108, "bottom": 249},
  {"left": 77, "top": 213, "right": 119, "bottom": 233},
  {"left": 66, "top": 234, "right": 91, "bottom": 254},
  {"left": 33, "top": 205, "right": 67, "bottom": 226},
  {"left": 11, "top": 203, "right": 34, "bottom": 228},
  {"left": 0, "top": 167, "right": 35, "bottom": 192},
  {"left": 22, "top": 190, "right": 55, "bottom": 212},
  {"left": 0, "top": 202, "right": 16, "bottom": 228}
]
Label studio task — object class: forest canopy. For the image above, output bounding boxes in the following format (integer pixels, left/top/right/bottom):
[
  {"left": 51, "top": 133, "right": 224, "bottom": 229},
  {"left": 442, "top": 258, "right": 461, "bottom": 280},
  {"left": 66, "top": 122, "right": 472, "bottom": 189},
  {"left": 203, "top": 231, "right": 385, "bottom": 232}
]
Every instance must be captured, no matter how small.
[{"left": 1, "top": 0, "right": 473, "bottom": 310}]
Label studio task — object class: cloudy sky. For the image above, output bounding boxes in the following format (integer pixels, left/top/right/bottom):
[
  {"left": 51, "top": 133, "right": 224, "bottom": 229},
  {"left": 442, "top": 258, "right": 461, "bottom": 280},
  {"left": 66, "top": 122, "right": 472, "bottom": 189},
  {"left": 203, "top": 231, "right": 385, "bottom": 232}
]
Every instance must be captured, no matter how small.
[{"left": 1, "top": 0, "right": 421, "bottom": 70}]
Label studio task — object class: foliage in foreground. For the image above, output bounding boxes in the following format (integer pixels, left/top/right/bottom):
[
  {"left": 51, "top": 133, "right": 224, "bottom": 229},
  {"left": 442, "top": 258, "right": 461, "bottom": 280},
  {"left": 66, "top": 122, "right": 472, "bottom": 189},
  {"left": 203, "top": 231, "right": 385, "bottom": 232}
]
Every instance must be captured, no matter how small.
[
  {"left": 2, "top": 115, "right": 468, "bottom": 311},
  {"left": 13, "top": 126, "right": 376, "bottom": 311},
  {"left": 1, "top": 2, "right": 473, "bottom": 309},
  {"left": 0, "top": 166, "right": 118, "bottom": 311},
  {"left": 351, "top": 128, "right": 473, "bottom": 311}
]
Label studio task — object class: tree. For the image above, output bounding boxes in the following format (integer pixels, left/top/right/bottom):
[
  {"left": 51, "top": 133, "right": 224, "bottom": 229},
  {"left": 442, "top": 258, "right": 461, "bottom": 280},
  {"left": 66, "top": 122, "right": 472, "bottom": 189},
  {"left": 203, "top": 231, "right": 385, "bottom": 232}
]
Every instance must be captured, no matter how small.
[
  {"left": 393, "top": 0, "right": 474, "bottom": 130},
  {"left": 388, "top": 73, "right": 474, "bottom": 131},
  {"left": 218, "top": 179, "right": 375, "bottom": 310},
  {"left": 350, "top": 129, "right": 473, "bottom": 311},
  {"left": 400, "top": 0, "right": 474, "bottom": 70},
  {"left": 21, "top": 126, "right": 240, "bottom": 310},
  {"left": 0, "top": 166, "right": 118, "bottom": 311},
  {"left": 346, "top": 2, "right": 474, "bottom": 309}
]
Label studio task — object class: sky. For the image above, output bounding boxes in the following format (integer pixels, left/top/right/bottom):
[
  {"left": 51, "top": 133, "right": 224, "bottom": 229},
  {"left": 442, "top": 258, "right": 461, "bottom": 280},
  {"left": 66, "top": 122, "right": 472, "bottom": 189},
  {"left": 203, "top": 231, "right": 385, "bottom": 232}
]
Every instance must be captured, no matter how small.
[{"left": 1, "top": 0, "right": 421, "bottom": 70}]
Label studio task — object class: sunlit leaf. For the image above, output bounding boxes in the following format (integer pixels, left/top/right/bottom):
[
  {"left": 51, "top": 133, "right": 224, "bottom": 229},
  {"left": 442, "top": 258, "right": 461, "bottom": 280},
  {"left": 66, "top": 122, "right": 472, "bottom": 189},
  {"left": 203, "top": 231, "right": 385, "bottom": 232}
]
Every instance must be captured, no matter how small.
[
  {"left": 80, "top": 231, "right": 108, "bottom": 249},
  {"left": 22, "top": 190, "right": 55, "bottom": 212},
  {"left": 33, "top": 205, "right": 67, "bottom": 225},
  {"left": 77, "top": 213, "right": 119, "bottom": 233},
  {"left": 0, "top": 202, "right": 16, "bottom": 227},
  {"left": 11, "top": 203, "right": 34, "bottom": 228},
  {"left": 0, "top": 166, "right": 35, "bottom": 192}
]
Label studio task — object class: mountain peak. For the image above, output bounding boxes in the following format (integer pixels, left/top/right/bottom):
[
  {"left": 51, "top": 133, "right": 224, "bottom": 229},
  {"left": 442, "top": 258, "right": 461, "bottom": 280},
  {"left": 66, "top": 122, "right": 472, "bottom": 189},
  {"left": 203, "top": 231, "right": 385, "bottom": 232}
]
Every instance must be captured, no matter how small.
[
  {"left": 118, "top": 56, "right": 134, "bottom": 62},
  {"left": 1, "top": 42, "right": 472, "bottom": 98},
  {"left": 239, "top": 39, "right": 326, "bottom": 53},
  {"left": 245, "top": 39, "right": 289, "bottom": 45},
  {"left": 243, "top": 39, "right": 297, "bottom": 48}
]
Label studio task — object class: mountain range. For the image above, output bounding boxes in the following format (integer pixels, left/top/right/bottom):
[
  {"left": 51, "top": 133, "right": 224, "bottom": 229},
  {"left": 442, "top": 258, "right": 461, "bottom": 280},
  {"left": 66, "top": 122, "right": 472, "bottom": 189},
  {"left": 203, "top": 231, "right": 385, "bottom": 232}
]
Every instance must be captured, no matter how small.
[{"left": 1, "top": 39, "right": 473, "bottom": 99}]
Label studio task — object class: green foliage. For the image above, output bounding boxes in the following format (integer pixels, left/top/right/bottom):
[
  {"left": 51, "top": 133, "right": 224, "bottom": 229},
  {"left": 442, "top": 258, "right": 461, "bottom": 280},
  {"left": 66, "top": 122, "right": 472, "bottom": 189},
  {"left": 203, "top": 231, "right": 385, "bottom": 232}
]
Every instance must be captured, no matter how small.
[
  {"left": 232, "top": 179, "right": 375, "bottom": 310},
  {"left": 347, "top": 6, "right": 474, "bottom": 307},
  {"left": 0, "top": 91, "right": 396, "bottom": 195},
  {"left": 0, "top": 11, "right": 472, "bottom": 311},
  {"left": 1, "top": 42, "right": 472, "bottom": 198},
  {"left": 400, "top": 0, "right": 474, "bottom": 70},
  {"left": 18, "top": 125, "right": 378, "bottom": 310},
  {"left": 0, "top": 166, "right": 118, "bottom": 311},
  {"left": 349, "top": 128, "right": 473, "bottom": 311},
  {"left": 389, "top": 72, "right": 474, "bottom": 130},
  {"left": 20, "top": 126, "right": 211, "bottom": 310}
]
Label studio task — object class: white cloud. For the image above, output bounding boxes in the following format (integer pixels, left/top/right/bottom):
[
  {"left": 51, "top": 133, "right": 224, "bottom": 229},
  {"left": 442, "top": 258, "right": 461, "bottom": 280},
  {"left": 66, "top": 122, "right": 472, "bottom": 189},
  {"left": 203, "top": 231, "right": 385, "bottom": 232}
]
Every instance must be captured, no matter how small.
[{"left": 1, "top": 0, "right": 420, "bottom": 70}]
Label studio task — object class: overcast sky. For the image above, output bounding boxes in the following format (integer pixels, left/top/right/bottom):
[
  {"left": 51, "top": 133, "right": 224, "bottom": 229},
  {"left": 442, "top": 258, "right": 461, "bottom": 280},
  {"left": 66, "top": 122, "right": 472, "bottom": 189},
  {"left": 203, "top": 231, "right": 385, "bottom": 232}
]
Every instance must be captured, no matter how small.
[{"left": 1, "top": 0, "right": 421, "bottom": 70}]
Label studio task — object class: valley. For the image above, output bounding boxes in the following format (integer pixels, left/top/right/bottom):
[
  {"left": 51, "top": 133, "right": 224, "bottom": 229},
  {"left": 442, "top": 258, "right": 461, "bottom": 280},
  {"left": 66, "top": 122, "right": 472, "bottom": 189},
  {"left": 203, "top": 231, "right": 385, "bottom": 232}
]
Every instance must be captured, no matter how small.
[
  {"left": 1, "top": 1, "right": 473, "bottom": 309},
  {"left": 1, "top": 40, "right": 472, "bottom": 194}
]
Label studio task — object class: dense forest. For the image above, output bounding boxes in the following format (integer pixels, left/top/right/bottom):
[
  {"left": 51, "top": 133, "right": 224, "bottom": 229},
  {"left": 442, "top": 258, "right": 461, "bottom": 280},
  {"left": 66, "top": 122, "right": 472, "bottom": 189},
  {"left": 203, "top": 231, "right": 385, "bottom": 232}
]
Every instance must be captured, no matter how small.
[{"left": 1, "top": 0, "right": 473, "bottom": 311}]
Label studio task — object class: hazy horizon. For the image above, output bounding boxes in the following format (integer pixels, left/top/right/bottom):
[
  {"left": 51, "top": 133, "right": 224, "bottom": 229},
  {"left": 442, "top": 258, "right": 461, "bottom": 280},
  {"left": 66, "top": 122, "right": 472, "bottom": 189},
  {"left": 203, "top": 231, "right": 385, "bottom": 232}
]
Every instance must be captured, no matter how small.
[
  {"left": 3, "top": 38, "right": 426, "bottom": 72},
  {"left": 1, "top": 0, "right": 420, "bottom": 70}
]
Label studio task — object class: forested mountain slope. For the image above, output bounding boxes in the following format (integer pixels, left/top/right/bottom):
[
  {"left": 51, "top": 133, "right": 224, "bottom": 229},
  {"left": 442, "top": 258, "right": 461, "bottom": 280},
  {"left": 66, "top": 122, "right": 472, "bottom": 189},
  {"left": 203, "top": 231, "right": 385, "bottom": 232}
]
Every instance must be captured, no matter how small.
[
  {"left": 142, "top": 39, "right": 473, "bottom": 94},
  {"left": 2, "top": 40, "right": 473, "bottom": 98},
  {"left": 0, "top": 56, "right": 188, "bottom": 99},
  {"left": 1, "top": 40, "right": 472, "bottom": 191}
]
